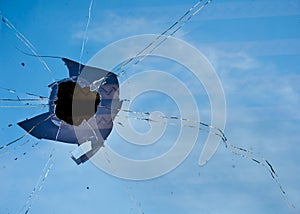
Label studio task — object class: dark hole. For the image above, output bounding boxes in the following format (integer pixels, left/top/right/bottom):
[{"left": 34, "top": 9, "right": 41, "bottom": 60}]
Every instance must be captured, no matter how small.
[{"left": 54, "top": 81, "right": 101, "bottom": 126}]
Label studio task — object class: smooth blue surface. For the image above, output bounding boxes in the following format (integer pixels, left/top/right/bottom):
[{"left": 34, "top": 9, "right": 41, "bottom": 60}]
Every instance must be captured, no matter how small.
[{"left": 0, "top": 0, "right": 300, "bottom": 213}]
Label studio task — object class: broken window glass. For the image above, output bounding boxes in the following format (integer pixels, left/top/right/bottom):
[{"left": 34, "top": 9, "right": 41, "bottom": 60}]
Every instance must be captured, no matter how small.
[{"left": 0, "top": 1, "right": 298, "bottom": 213}]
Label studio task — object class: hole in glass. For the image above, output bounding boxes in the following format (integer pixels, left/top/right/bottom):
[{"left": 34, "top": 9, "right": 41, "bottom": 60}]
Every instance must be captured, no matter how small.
[{"left": 54, "top": 81, "right": 101, "bottom": 126}]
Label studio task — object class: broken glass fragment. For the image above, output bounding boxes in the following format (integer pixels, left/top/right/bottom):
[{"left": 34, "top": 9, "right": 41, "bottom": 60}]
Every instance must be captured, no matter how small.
[{"left": 17, "top": 58, "right": 122, "bottom": 165}]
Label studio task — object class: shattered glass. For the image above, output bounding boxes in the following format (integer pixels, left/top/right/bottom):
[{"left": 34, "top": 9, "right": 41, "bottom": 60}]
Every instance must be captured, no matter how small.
[{"left": 0, "top": 0, "right": 299, "bottom": 214}]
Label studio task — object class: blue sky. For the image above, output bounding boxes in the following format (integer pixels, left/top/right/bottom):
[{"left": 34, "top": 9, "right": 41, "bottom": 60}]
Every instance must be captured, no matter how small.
[{"left": 0, "top": 0, "right": 300, "bottom": 213}]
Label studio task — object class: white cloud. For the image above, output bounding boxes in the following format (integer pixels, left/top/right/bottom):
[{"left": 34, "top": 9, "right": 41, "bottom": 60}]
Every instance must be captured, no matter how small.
[
  {"left": 72, "top": 9, "right": 176, "bottom": 44},
  {"left": 74, "top": 13, "right": 149, "bottom": 43},
  {"left": 200, "top": 39, "right": 300, "bottom": 58},
  {"left": 202, "top": 48, "right": 259, "bottom": 72}
]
